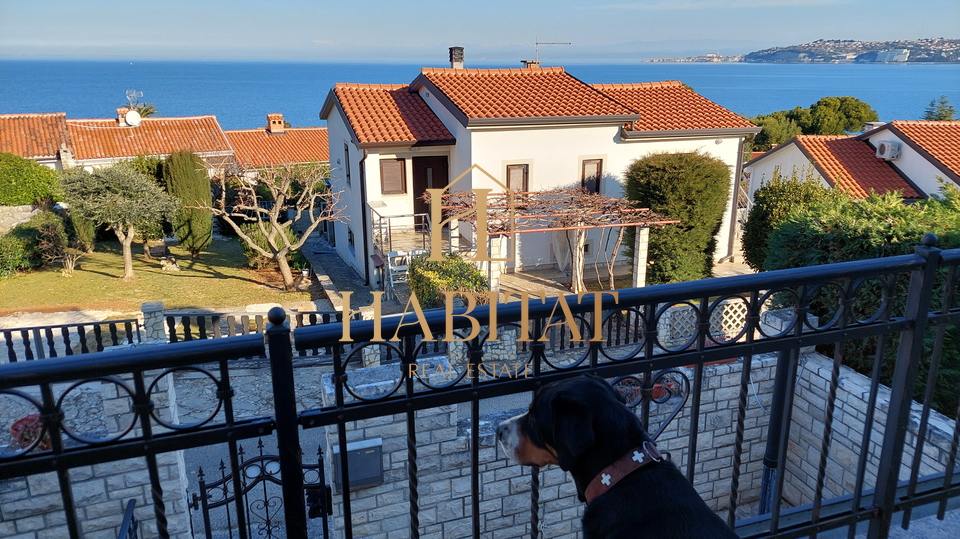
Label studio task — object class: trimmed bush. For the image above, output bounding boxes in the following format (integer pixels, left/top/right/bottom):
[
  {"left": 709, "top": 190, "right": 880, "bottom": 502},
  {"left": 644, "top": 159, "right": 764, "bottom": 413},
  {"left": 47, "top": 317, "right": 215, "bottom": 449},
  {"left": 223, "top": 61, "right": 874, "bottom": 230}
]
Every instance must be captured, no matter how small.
[
  {"left": 238, "top": 222, "right": 298, "bottom": 269},
  {"left": 0, "top": 152, "right": 60, "bottom": 205},
  {"left": 0, "top": 233, "right": 31, "bottom": 277},
  {"left": 624, "top": 151, "right": 731, "bottom": 284},
  {"left": 742, "top": 167, "right": 842, "bottom": 271},
  {"left": 164, "top": 151, "right": 213, "bottom": 258},
  {"left": 408, "top": 253, "right": 488, "bottom": 309}
]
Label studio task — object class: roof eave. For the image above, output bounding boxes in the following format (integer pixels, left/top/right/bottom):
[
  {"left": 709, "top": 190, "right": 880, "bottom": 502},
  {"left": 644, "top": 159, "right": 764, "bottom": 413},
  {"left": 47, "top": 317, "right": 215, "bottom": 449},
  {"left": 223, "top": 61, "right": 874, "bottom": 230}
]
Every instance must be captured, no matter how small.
[
  {"left": 621, "top": 126, "right": 761, "bottom": 141},
  {"left": 319, "top": 90, "right": 338, "bottom": 121},
  {"left": 743, "top": 137, "right": 801, "bottom": 168},
  {"left": 468, "top": 114, "right": 641, "bottom": 128},
  {"left": 356, "top": 139, "right": 456, "bottom": 150}
]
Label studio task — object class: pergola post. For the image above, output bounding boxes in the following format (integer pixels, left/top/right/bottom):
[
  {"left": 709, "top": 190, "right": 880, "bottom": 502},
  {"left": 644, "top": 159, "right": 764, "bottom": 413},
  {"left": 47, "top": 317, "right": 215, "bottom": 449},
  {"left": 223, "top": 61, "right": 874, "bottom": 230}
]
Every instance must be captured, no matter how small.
[{"left": 632, "top": 226, "right": 649, "bottom": 288}]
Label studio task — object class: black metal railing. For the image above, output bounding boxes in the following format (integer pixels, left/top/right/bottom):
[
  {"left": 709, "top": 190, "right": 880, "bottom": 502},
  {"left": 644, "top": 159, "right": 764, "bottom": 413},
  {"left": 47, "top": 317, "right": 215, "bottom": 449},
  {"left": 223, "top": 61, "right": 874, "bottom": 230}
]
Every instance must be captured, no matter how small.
[
  {"left": 2, "top": 318, "right": 141, "bottom": 364},
  {"left": 0, "top": 238, "right": 957, "bottom": 539},
  {"left": 117, "top": 499, "right": 140, "bottom": 539}
]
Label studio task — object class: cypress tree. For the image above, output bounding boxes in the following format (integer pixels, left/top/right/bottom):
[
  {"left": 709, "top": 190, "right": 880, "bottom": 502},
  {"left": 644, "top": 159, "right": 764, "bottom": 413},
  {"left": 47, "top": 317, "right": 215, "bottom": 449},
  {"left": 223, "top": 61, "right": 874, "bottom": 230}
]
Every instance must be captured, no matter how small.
[{"left": 163, "top": 151, "right": 212, "bottom": 259}]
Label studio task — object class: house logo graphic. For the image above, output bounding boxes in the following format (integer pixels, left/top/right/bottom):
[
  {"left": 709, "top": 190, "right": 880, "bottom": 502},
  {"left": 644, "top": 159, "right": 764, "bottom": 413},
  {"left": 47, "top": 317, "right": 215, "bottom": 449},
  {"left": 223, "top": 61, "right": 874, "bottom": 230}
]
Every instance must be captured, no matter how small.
[{"left": 426, "top": 164, "right": 516, "bottom": 263}]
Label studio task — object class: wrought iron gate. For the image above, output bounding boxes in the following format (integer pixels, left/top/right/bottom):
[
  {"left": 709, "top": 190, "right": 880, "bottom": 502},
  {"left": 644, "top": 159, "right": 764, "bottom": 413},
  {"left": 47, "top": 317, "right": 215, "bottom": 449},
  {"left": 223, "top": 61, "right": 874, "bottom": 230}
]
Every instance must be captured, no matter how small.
[{"left": 188, "top": 439, "right": 332, "bottom": 539}]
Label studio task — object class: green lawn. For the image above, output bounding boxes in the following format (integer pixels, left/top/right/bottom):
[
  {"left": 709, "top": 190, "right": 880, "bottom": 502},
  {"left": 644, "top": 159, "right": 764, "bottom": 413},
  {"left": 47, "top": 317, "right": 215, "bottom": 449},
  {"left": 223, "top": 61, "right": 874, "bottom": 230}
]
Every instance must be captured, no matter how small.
[{"left": 0, "top": 238, "right": 312, "bottom": 315}]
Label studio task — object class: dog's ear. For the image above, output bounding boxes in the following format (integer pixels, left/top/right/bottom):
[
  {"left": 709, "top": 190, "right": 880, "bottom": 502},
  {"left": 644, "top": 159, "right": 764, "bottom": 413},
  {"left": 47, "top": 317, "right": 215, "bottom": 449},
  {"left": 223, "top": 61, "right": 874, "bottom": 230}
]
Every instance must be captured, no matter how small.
[{"left": 551, "top": 392, "right": 594, "bottom": 471}]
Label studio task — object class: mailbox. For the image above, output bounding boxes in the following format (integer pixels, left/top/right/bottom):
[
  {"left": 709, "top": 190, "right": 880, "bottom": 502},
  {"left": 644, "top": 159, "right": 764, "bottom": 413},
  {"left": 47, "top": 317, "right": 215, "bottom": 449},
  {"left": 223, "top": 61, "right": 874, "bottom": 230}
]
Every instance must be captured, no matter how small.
[{"left": 332, "top": 438, "right": 383, "bottom": 492}]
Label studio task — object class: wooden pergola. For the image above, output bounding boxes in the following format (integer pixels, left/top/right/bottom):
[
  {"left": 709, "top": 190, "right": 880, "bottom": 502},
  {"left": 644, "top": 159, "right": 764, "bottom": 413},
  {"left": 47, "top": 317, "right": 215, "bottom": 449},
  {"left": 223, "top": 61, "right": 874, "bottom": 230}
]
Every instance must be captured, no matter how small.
[{"left": 431, "top": 190, "right": 679, "bottom": 292}]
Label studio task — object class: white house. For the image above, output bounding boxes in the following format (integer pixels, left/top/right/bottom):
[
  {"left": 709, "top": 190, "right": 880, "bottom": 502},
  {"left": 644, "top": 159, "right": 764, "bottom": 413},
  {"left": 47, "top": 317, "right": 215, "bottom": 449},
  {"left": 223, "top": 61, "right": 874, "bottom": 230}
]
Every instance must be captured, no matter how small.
[
  {"left": 320, "top": 54, "right": 760, "bottom": 289},
  {"left": 745, "top": 121, "right": 960, "bottom": 201}
]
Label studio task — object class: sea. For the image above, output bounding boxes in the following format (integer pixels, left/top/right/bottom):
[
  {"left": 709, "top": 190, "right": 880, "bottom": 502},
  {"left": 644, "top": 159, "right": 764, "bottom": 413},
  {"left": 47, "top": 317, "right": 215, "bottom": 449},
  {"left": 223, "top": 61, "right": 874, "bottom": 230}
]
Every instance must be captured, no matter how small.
[{"left": 1, "top": 60, "right": 958, "bottom": 130}]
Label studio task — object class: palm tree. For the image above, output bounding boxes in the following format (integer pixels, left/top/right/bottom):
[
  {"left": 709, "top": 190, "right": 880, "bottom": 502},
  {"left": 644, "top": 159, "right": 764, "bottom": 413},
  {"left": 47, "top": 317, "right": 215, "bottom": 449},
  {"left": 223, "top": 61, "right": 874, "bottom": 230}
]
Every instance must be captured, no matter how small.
[{"left": 135, "top": 103, "right": 158, "bottom": 117}]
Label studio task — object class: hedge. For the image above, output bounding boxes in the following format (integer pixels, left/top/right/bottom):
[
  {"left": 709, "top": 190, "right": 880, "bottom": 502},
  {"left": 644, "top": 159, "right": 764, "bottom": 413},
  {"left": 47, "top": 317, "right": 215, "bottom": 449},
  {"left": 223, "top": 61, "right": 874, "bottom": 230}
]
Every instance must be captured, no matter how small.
[{"left": 0, "top": 152, "right": 60, "bottom": 206}]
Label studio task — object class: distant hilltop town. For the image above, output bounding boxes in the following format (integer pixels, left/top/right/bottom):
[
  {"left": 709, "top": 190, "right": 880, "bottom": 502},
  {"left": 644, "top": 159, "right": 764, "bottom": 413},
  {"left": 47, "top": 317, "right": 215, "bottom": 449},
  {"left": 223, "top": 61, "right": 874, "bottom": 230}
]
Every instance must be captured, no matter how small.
[{"left": 648, "top": 38, "right": 960, "bottom": 64}]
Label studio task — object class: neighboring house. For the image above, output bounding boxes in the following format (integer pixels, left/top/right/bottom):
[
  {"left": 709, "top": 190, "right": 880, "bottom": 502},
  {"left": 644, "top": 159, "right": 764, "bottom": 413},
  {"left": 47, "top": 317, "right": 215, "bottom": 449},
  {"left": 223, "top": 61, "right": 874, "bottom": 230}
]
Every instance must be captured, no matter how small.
[
  {"left": 745, "top": 120, "right": 960, "bottom": 200},
  {"left": 225, "top": 113, "right": 329, "bottom": 169},
  {"left": 0, "top": 112, "right": 74, "bottom": 170},
  {"left": 65, "top": 108, "right": 234, "bottom": 170},
  {"left": 321, "top": 58, "right": 759, "bottom": 288}
]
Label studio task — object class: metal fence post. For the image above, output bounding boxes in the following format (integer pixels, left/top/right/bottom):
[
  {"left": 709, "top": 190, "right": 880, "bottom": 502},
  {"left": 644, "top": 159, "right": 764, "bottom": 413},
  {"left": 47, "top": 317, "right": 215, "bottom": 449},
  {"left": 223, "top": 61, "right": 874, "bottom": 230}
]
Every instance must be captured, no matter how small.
[
  {"left": 266, "top": 307, "right": 308, "bottom": 538},
  {"left": 868, "top": 234, "right": 942, "bottom": 539}
]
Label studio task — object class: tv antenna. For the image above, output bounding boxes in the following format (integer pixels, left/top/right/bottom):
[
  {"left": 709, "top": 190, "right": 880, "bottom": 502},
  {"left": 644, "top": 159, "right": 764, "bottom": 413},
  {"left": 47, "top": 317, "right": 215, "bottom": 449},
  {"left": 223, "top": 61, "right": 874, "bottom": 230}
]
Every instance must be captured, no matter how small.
[
  {"left": 534, "top": 37, "right": 571, "bottom": 63},
  {"left": 125, "top": 89, "right": 143, "bottom": 108}
]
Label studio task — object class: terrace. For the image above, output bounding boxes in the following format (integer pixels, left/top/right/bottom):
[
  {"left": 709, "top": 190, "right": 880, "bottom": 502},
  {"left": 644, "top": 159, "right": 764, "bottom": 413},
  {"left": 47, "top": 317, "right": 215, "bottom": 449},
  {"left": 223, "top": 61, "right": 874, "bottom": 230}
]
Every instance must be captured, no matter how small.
[{"left": 0, "top": 238, "right": 958, "bottom": 539}]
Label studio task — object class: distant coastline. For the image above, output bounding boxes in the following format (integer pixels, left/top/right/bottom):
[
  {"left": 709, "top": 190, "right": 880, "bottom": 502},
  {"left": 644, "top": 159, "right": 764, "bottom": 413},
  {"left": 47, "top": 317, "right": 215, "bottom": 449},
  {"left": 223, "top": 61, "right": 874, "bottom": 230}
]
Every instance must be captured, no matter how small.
[{"left": 646, "top": 38, "right": 960, "bottom": 64}]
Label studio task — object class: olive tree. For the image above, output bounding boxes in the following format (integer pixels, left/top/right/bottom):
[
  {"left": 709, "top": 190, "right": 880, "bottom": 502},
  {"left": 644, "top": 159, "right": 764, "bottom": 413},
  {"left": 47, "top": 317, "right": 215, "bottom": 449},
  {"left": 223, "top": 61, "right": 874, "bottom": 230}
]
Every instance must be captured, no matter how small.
[
  {"left": 61, "top": 163, "right": 179, "bottom": 281},
  {"left": 201, "top": 162, "right": 343, "bottom": 291}
]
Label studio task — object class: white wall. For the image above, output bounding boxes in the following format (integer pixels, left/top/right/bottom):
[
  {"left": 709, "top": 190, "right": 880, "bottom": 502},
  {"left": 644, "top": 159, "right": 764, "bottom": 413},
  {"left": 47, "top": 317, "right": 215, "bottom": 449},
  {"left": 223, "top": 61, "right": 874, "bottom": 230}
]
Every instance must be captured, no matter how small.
[
  {"left": 467, "top": 125, "right": 746, "bottom": 265},
  {"left": 745, "top": 145, "right": 827, "bottom": 199},
  {"left": 865, "top": 129, "right": 956, "bottom": 196},
  {"left": 325, "top": 108, "right": 366, "bottom": 279}
]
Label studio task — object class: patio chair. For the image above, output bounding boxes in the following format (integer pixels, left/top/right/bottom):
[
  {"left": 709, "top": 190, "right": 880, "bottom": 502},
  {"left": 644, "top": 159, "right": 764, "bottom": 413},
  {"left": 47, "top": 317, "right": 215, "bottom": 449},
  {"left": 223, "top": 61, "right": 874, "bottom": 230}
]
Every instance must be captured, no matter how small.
[{"left": 387, "top": 251, "right": 410, "bottom": 287}]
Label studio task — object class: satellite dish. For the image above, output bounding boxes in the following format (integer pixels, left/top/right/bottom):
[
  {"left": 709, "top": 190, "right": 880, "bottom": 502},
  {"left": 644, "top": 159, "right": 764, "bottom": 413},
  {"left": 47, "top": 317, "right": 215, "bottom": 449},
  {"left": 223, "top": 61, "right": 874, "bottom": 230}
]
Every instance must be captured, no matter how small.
[{"left": 125, "top": 110, "right": 142, "bottom": 127}]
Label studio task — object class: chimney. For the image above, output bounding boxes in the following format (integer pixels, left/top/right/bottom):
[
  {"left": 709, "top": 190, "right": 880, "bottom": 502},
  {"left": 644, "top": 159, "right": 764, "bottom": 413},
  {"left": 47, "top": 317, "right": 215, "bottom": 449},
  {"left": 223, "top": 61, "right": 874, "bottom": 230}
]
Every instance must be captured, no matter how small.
[
  {"left": 862, "top": 121, "right": 886, "bottom": 132},
  {"left": 267, "top": 113, "right": 285, "bottom": 135},
  {"left": 117, "top": 107, "right": 130, "bottom": 126},
  {"left": 449, "top": 46, "right": 464, "bottom": 69},
  {"left": 521, "top": 60, "right": 540, "bottom": 69}
]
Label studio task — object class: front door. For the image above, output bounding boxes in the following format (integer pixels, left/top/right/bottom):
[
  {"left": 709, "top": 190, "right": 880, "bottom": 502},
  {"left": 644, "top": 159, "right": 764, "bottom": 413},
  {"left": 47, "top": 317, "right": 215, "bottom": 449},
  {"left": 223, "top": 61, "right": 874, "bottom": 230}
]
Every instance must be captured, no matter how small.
[{"left": 412, "top": 156, "right": 449, "bottom": 217}]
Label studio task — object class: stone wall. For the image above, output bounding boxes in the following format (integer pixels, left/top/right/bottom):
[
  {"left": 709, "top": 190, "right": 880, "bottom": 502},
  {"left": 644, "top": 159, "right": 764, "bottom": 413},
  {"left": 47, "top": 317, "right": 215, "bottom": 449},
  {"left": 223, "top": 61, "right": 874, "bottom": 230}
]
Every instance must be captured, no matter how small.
[
  {"left": 783, "top": 353, "right": 957, "bottom": 506},
  {"left": 317, "top": 355, "right": 783, "bottom": 539},
  {"left": 0, "top": 365, "right": 191, "bottom": 539},
  {"left": 0, "top": 205, "right": 38, "bottom": 235}
]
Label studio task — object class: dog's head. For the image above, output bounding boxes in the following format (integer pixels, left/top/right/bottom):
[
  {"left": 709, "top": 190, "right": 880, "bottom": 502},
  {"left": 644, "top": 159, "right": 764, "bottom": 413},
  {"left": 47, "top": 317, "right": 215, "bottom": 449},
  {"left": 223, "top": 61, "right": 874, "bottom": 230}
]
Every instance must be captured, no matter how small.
[{"left": 496, "top": 375, "right": 646, "bottom": 471}]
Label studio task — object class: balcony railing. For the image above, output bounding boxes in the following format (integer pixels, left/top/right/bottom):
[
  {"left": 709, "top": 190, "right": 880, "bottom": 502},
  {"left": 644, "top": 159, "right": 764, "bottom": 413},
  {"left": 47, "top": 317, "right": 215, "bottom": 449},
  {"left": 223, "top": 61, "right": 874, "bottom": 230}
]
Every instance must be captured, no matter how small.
[{"left": 0, "top": 238, "right": 957, "bottom": 539}]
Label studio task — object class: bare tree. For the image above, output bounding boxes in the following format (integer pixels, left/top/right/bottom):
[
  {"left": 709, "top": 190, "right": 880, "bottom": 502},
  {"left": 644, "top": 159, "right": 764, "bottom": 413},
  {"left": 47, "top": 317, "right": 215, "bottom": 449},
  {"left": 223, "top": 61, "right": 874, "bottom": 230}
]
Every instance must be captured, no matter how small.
[{"left": 199, "top": 163, "right": 344, "bottom": 291}]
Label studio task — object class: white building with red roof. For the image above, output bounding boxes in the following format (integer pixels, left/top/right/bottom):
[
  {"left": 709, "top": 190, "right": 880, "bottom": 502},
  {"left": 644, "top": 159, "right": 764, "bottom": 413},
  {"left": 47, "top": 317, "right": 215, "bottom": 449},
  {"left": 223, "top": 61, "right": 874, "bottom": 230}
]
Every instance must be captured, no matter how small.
[
  {"left": 321, "top": 52, "right": 760, "bottom": 289},
  {"left": 744, "top": 121, "right": 960, "bottom": 201}
]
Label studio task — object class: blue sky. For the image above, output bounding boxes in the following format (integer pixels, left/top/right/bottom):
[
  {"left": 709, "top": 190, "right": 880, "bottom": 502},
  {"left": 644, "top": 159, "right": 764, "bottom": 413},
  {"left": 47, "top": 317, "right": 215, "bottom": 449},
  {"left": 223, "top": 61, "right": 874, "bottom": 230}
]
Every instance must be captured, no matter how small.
[{"left": 0, "top": 0, "right": 956, "bottom": 62}]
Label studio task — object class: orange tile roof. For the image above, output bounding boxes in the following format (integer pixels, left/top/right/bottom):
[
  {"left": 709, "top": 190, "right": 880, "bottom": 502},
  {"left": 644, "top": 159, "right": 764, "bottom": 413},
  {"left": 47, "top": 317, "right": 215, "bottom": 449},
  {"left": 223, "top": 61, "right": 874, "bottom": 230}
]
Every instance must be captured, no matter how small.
[
  {"left": 887, "top": 120, "right": 960, "bottom": 179},
  {"left": 419, "top": 67, "right": 635, "bottom": 119},
  {"left": 332, "top": 83, "right": 454, "bottom": 145},
  {"left": 0, "top": 112, "right": 72, "bottom": 159},
  {"left": 794, "top": 135, "right": 920, "bottom": 198},
  {"left": 66, "top": 116, "right": 232, "bottom": 161},
  {"left": 593, "top": 81, "right": 757, "bottom": 131},
  {"left": 226, "top": 127, "right": 329, "bottom": 168}
]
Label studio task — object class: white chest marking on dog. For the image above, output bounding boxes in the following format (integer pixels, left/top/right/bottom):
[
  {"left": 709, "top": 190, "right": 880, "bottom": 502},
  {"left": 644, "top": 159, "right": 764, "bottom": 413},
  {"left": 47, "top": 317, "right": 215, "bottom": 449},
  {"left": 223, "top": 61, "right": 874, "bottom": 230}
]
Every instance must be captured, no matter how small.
[
  {"left": 633, "top": 450, "right": 644, "bottom": 463},
  {"left": 601, "top": 473, "right": 612, "bottom": 486}
]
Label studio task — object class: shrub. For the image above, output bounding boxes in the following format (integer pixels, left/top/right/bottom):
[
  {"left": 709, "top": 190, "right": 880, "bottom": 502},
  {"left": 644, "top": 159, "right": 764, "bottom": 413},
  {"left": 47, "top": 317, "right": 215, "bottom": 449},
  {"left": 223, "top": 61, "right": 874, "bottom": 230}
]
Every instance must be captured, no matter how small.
[
  {"left": 163, "top": 151, "right": 213, "bottom": 258},
  {"left": 624, "top": 151, "right": 731, "bottom": 284},
  {"left": 765, "top": 186, "right": 960, "bottom": 416},
  {"left": 408, "top": 253, "right": 488, "bottom": 310},
  {"left": 741, "top": 167, "right": 842, "bottom": 271},
  {"left": 0, "top": 233, "right": 31, "bottom": 277},
  {"left": 0, "top": 152, "right": 60, "bottom": 206},
  {"left": 238, "top": 222, "right": 297, "bottom": 269}
]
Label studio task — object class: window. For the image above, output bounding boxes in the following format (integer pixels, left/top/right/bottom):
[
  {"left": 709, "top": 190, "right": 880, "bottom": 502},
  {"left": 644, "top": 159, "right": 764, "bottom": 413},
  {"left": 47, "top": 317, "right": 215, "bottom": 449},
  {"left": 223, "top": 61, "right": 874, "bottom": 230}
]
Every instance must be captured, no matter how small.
[
  {"left": 582, "top": 159, "right": 602, "bottom": 194},
  {"left": 506, "top": 164, "right": 529, "bottom": 193},
  {"left": 344, "top": 143, "right": 351, "bottom": 186},
  {"left": 380, "top": 158, "right": 406, "bottom": 195}
]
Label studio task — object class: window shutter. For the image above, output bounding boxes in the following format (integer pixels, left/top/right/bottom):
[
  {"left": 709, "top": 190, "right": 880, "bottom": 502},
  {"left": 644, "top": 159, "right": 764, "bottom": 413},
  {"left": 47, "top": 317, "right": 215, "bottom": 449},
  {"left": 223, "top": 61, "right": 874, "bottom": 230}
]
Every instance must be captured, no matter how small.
[
  {"left": 380, "top": 159, "right": 406, "bottom": 194},
  {"left": 507, "top": 164, "right": 528, "bottom": 192}
]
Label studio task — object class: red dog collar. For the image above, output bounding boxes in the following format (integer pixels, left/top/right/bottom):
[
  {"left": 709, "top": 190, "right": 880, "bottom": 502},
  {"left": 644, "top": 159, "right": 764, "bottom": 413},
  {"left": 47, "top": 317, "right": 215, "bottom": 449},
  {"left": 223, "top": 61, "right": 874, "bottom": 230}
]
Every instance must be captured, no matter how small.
[{"left": 584, "top": 442, "right": 663, "bottom": 504}]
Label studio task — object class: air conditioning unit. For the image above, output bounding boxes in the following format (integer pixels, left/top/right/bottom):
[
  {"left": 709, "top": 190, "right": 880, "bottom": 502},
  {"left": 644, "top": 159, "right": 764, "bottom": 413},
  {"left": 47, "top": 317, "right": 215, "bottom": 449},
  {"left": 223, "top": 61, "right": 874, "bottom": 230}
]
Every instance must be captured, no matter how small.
[{"left": 876, "top": 140, "right": 901, "bottom": 160}]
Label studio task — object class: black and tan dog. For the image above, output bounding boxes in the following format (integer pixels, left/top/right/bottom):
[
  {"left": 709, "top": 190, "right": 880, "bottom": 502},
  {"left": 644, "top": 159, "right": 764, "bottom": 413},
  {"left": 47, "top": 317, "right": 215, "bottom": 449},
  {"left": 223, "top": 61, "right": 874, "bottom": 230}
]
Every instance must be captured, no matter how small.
[{"left": 496, "top": 376, "right": 739, "bottom": 539}]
